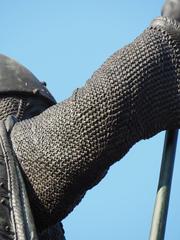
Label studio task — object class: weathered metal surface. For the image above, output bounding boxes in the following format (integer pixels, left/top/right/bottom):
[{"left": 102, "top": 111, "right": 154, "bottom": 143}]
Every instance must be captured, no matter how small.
[{"left": 0, "top": 54, "right": 56, "bottom": 105}]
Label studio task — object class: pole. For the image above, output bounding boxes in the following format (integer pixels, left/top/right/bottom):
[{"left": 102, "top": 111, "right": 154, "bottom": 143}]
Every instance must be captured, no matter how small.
[{"left": 149, "top": 129, "right": 179, "bottom": 240}]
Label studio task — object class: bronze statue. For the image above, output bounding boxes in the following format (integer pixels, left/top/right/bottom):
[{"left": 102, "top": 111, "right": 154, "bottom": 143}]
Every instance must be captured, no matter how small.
[{"left": 0, "top": 0, "right": 180, "bottom": 239}]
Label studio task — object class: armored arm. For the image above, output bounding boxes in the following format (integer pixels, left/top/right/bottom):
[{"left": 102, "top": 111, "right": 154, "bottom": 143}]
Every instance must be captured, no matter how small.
[{"left": 10, "top": 17, "right": 180, "bottom": 230}]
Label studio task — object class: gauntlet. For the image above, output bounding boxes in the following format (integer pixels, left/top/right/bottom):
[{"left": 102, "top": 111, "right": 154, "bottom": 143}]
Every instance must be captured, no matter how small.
[{"left": 10, "top": 16, "right": 180, "bottom": 230}]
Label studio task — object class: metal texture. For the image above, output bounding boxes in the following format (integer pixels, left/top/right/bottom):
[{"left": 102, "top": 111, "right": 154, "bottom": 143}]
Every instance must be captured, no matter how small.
[{"left": 149, "top": 129, "right": 179, "bottom": 240}]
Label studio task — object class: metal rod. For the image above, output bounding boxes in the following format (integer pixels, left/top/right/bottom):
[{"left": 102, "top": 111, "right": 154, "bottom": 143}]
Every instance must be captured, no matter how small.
[{"left": 149, "top": 129, "right": 179, "bottom": 240}]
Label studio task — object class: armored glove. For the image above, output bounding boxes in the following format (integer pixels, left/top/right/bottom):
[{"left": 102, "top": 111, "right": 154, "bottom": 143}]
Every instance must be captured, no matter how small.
[{"left": 10, "top": 15, "right": 180, "bottom": 231}]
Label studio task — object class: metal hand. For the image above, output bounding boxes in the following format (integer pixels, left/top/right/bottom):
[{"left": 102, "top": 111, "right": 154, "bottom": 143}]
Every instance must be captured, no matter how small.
[{"left": 162, "top": 0, "right": 180, "bottom": 22}]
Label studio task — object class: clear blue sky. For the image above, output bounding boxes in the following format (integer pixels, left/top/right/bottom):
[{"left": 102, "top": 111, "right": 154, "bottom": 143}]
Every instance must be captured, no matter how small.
[{"left": 1, "top": 1, "right": 180, "bottom": 239}]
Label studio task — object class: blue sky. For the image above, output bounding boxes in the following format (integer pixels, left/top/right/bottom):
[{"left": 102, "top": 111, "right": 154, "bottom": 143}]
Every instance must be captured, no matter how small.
[{"left": 1, "top": 1, "right": 180, "bottom": 239}]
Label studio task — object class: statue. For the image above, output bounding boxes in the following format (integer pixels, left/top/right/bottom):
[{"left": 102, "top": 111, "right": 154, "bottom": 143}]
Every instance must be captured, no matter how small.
[{"left": 0, "top": 0, "right": 180, "bottom": 239}]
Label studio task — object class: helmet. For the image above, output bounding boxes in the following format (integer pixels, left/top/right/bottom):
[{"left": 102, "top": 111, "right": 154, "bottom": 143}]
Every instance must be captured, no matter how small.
[
  {"left": 0, "top": 54, "right": 56, "bottom": 105},
  {"left": 0, "top": 54, "right": 56, "bottom": 121}
]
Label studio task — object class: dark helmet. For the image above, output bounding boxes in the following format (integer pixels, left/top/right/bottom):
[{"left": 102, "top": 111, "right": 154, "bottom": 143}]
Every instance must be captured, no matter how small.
[
  {"left": 0, "top": 54, "right": 56, "bottom": 120},
  {"left": 0, "top": 54, "right": 56, "bottom": 104}
]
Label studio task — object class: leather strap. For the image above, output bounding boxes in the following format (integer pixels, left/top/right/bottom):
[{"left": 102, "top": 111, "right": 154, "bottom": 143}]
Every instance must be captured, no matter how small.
[{"left": 0, "top": 115, "right": 38, "bottom": 240}]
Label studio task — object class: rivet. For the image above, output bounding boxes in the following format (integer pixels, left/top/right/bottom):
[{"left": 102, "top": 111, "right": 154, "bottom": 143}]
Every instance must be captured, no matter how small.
[
  {"left": 0, "top": 198, "right": 5, "bottom": 204},
  {"left": 33, "top": 89, "right": 39, "bottom": 95},
  {"left": 41, "top": 81, "right": 47, "bottom": 87}
]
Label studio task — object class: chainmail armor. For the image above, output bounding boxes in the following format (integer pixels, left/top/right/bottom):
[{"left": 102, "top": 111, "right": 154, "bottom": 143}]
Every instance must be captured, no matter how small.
[
  {"left": 0, "top": 96, "right": 27, "bottom": 121},
  {"left": 10, "top": 17, "right": 180, "bottom": 230}
]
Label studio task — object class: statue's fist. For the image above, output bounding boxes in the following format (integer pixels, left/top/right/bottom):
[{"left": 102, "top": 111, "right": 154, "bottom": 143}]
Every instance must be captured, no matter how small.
[{"left": 162, "top": 0, "right": 180, "bottom": 22}]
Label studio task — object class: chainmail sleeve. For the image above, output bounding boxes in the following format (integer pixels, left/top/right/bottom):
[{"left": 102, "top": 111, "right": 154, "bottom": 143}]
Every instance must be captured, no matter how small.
[{"left": 10, "top": 17, "right": 180, "bottom": 230}]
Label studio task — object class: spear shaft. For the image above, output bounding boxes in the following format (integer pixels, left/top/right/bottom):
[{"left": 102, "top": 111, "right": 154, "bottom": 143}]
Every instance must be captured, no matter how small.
[{"left": 149, "top": 129, "right": 179, "bottom": 240}]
